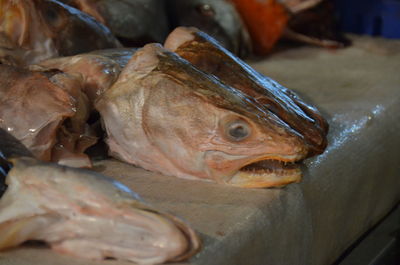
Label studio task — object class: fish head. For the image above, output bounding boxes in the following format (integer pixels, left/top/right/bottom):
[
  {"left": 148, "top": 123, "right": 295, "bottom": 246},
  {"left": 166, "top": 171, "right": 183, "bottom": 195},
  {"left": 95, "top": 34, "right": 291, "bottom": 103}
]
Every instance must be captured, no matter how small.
[
  {"left": 97, "top": 44, "right": 309, "bottom": 188},
  {"left": 0, "top": 147, "right": 200, "bottom": 263},
  {"left": 147, "top": 95, "right": 308, "bottom": 188},
  {"left": 0, "top": 0, "right": 120, "bottom": 65},
  {"left": 167, "top": 0, "right": 252, "bottom": 56},
  {"left": 165, "top": 27, "right": 328, "bottom": 157}
]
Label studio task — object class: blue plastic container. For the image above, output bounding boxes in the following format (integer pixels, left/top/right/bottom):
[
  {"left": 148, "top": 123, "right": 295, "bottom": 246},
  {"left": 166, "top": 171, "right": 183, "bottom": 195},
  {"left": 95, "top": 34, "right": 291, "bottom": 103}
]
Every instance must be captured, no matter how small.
[{"left": 334, "top": 0, "right": 400, "bottom": 38}]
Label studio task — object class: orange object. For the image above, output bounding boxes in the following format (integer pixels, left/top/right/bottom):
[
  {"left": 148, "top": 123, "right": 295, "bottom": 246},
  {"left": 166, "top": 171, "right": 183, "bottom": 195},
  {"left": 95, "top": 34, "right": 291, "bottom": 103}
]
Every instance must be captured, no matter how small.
[{"left": 231, "top": 0, "right": 289, "bottom": 55}]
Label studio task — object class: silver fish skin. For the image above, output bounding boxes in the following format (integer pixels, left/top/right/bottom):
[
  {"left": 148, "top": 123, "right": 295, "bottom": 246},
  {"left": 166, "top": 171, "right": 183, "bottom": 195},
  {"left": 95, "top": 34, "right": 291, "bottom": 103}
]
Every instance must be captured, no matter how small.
[{"left": 0, "top": 130, "right": 200, "bottom": 264}]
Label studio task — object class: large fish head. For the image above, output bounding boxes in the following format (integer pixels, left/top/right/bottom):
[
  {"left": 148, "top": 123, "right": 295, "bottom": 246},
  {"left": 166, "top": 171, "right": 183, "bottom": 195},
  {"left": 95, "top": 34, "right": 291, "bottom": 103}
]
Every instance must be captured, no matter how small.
[
  {"left": 166, "top": 0, "right": 252, "bottom": 56},
  {"left": 0, "top": 128, "right": 200, "bottom": 263},
  {"left": 165, "top": 27, "right": 328, "bottom": 157},
  {"left": 97, "top": 44, "right": 308, "bottom": 188},
  {"left": 0, "top": 0, "right": 120, "bottom": 65}
]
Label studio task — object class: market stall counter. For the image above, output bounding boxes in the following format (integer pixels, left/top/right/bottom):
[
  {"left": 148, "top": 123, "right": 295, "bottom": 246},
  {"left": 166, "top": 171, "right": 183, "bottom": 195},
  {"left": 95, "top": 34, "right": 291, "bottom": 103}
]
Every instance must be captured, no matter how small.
[{"left": 1, "top": 36, "right": 399, "bottom": 265}]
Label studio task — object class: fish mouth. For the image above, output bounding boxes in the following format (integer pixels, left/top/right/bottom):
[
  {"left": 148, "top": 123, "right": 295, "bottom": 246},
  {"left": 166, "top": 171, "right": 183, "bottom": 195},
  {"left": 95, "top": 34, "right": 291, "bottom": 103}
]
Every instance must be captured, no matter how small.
[{"left": 228, "top": 158, "right": 302, "bottom": 188}]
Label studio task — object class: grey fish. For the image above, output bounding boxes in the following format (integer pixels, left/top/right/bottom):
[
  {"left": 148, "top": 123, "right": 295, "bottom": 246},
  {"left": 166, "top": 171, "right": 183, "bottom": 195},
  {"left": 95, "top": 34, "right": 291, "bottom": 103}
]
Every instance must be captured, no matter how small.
[{"left": 60, "top": 0, "right": 170, "bottom": 46}]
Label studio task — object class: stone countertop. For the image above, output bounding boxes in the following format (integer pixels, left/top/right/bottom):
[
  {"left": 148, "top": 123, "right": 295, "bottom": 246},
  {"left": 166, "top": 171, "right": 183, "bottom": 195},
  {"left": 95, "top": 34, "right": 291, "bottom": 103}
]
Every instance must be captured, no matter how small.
[{"left": 1, "top": 36, "right": 400, "bottom": 265}]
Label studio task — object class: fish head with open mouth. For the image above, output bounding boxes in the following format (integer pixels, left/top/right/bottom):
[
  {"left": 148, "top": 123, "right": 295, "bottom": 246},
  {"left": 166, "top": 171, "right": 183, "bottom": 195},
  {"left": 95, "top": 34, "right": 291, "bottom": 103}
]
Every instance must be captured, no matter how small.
[
  {"left": 96, "top": 43, "right": 313, "bottom": 188},
  {"left": 0, "top": 0, "right": 120, "bottom": 65}
]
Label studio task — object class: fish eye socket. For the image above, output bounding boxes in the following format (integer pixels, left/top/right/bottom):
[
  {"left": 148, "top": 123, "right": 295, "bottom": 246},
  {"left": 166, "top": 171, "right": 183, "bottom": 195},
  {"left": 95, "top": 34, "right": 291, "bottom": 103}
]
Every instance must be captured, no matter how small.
[
  {"left": 44, "top": 7, "right": 59, "bottom": 22},
  {"left": 225, "top": 120, "right": 251, "bottom": 141},
  {"left": 42, "top": 5, "right": 66, "bottom": 28},
  {"left": 196, "top": 4, "right": 215, "bottom": 17}
]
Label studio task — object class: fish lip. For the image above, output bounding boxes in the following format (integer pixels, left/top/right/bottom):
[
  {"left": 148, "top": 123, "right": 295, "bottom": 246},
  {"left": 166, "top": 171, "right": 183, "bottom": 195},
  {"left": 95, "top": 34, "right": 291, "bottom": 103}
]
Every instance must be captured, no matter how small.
[{"left": 227, "top": 155, "right": 305, "bottom": 188}]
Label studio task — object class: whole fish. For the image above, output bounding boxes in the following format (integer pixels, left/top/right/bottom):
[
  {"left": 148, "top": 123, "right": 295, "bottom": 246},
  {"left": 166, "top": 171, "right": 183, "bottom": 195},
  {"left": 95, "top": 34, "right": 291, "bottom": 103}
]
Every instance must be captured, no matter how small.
[
  {"left": 166, "top": 0, "right": 252, "bottom": 56},
  {"left": 0, "top": 0, "right": 121, "bottom": 66},
  {"left": 96, "top": 43, "right": 318, "bottom": 188},
  {"left": 60, "top": 0, "right": 170, "bottom": 46},
  {"left": 0, "top": 128, "right": 200, "bottom": 264},
  {"left": 0, "top": 64, "right": 95, "bottom": 167}
]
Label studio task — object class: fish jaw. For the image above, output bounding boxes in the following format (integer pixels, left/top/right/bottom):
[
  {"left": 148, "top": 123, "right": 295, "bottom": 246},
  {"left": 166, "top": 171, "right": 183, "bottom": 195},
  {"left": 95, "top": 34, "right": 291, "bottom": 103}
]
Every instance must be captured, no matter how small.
[
  {"left": 203, "top": 141, "right": 307, "bottom": 188},
  {"left": 227, "top": 160, "right": 302, "bottom": 188},
  {"left": 0, "top": 157, "right": 200, "bottom": 263}
]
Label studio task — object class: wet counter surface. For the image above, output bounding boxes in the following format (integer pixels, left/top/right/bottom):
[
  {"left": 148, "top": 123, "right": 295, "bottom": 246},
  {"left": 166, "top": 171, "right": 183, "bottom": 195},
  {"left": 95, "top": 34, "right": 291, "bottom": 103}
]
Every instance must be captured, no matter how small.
[{"left": 1, "top": 36, "right": 400, "bottom": 265}]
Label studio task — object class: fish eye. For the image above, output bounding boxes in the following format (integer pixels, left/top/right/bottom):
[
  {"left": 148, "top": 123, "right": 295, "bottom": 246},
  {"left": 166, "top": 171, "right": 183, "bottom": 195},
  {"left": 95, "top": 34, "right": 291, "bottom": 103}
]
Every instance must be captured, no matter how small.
[
  {"left": 225, "top": 120, "right": 251, "bottom": 142},
  {"left": 196, "top": 4, "right": 215, "bottom": 17}
]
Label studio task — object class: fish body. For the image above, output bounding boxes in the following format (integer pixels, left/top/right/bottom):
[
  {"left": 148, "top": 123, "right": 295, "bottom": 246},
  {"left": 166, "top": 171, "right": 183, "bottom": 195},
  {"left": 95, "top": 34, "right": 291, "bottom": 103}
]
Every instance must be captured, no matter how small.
[
  {"left": 0, "top": 0, "right": 121, "bottom": 66},
  {"left": 96, "top": 43, "right": 311, "bottom": 188},
  {"left": 0, "top": 128, "right": 200, "bottom": 264}
]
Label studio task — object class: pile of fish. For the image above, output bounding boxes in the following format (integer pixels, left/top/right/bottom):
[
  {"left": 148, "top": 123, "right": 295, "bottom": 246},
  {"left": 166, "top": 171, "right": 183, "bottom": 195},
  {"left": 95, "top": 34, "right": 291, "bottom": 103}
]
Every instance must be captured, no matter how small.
[
  {"left": 0, "top": 0, "right": 348, "bottom": 65},
  {"left": 0, "top": 0, "right": 330, "bottom": 263}
]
